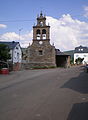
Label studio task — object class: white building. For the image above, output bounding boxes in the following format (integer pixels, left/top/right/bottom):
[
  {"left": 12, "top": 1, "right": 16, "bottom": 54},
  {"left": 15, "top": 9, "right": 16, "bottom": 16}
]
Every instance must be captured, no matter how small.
[
  {"left": 74, "top": 45, "right": 88, "bottom": 64},
  {"left": 0, "top": 41, "right": 22, "bottom": 70}
]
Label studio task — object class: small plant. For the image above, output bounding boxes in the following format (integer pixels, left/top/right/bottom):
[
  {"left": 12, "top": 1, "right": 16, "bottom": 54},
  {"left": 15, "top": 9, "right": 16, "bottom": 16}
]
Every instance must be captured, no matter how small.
[{"left": 70, "top": 58, "right": 74, "bottom": 65}]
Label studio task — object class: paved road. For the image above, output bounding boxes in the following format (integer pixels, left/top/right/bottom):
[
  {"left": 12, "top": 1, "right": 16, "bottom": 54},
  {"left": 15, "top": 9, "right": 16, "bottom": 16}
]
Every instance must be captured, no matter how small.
[{"left": 0, "top": 66, "right": 88, "bottom": 120}]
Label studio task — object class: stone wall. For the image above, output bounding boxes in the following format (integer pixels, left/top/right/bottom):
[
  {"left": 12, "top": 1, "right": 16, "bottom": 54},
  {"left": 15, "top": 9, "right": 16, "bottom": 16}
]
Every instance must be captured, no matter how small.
[
  {"left": 13, "top": 62, "right": 21, "bottom": 71},
  {"left": 26, "top": 41, "right": 56, "bottom": 68},
  {"left": 66, "top": 56, "right": 71, "bottom": 68}
]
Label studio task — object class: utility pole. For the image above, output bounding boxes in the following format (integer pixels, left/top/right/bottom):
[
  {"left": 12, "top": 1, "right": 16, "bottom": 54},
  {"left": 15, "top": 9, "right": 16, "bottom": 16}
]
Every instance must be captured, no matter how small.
[{"left": 19, "top": 28, "right": 23, "bottom": 41}]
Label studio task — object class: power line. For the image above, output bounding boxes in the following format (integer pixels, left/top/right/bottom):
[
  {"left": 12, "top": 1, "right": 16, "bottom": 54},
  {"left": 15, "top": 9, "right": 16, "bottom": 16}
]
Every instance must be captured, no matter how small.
[
  {"left": 0, "top": 14, "right": 87, "bottom": 23},
  {"left": 0, "top": 19, "right": 35, "bottom": 23}
]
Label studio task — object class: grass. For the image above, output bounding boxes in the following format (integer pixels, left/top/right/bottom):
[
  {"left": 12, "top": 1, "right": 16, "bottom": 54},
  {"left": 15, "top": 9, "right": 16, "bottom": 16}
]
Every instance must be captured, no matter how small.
[{"left": 31, "top": 66, "right": 56, "bottom": 69}]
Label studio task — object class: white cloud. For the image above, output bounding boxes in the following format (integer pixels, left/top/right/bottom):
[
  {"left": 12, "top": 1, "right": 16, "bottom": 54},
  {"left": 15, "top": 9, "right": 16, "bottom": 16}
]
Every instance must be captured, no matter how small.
[
  {"left": 0, "top": 24, "right": 7, "bottom": 29},
  {"left": 1, "top": 32, "right": 19, "bottom": 40},
  {"left": 84, "top": 6, "right": 88, "bottom": 17},
  {"left": 46, "top": 14, "right": 88, "bottom": 51},
  {"left": 0, "top": 14, "right": 88, "bottom": 51},
  {"left": 0, "top": 31, "right": 32, "bottom": 48}
]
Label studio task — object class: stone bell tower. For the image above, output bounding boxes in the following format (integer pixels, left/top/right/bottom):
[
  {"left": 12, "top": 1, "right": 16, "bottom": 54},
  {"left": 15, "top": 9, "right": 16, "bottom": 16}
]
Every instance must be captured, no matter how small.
[
  {"left": 27, "top": 12, "right": 56, "bottom": 68},
  {"left": 33, "top": 12, "right": 50, "bottom": 41}
]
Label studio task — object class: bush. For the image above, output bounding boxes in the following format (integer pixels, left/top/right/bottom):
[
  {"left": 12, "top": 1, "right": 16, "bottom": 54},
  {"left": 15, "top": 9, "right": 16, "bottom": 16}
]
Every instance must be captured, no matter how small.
[
  {"left": 0, "top": 44, "right": 11, "bottom": 62},
  {"left": 75, "top": 57, "right": 84, "bottom": 64}
]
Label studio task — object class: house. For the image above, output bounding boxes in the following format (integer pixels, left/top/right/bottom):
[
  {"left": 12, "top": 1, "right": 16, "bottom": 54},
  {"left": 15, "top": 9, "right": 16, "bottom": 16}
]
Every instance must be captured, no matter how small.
[
  {"left": 0, "top": 41, "right": 22, "bottom": 70},
  {"left": 56, "top": 49, "right": 70, "bottom": 68},
  {"left": 74, "top": 45, "right": 88, "bottom": 64}
]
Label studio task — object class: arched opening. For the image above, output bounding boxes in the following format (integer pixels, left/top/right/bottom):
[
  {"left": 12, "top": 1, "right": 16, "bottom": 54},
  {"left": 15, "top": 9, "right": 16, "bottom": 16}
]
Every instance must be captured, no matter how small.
[
  {"left": 42, "top": 29, "right": 46, "bottom": 39},
  {"left": 36, "top": 29, "right": 40, "bottom": 40}
]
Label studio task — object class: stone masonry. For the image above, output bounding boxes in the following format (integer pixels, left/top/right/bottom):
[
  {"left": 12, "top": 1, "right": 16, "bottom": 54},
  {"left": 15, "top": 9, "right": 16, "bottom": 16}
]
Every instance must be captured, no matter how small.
[{"left": 26, "top": 12, "right": 56, "bottom": 68}]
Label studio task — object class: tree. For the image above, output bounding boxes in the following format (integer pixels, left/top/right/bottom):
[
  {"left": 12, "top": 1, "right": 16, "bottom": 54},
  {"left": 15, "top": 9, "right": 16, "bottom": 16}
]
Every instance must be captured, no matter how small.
[
  {"left": 75, "top": 57, "right": 84, "bottom": 64},
  {"left": 70, "top": 57, "right": 74, "bottom": 65},
  {"left": 0, "top": 44, "right": 11, "bottom": 62}
]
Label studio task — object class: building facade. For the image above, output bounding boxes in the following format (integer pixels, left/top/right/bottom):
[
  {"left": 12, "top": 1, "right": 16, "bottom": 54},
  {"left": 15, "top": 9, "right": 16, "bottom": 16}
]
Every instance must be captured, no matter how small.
[
  {"left": 74, "top": 45, "right": 88, "bottom": 64},
  {"left": 0, "top": 41, "right": 22, "bottom": 70},
  {"left": 26, "top": 12, "right": 56, "bottom": 68},
  {"left": 56, "top": 49, "right": 70, "bottom": 68}
]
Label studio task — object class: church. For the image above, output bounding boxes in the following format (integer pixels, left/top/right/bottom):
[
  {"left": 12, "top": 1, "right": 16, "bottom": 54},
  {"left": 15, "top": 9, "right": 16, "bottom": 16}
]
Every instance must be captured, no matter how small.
[{"left": 23, "top": 12, "right": 70, "bottom": 69}]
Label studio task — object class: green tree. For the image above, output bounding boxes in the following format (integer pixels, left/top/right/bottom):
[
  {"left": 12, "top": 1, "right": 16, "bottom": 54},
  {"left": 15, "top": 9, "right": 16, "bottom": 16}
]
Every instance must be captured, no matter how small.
[
  {"left": 0, "top": 44, "right": 11, "bottom": 62},
  {"left": 70, "top": 57, "right": 74, "bottom": 65},
  {"left": 75, "top": 57, "right": 84, "bottom": 64}
]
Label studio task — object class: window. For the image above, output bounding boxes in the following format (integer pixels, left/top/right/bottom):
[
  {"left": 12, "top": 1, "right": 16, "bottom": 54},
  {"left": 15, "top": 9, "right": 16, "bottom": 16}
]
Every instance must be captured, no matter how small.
[
  {"left": 36, "top": 29, "right": 40, "bottom": 40},
  {"left": 17, "top": 53, "right": 19, "bottom": 61},
  {"left": 78, "top": 48, "right": 83, "bottom": 51},
  {"left": 42, "top": 29, "right": 46, "bottom": 34},
  {"left": 78, "top": 49, "right": 81, "bottom": 51},
  {"left": 16, "top": 47, "right": 18, "bottom": 49},
  {"left": 36, "top": 29, "right": 40, "bottom": 34},
  {"left": 42, "top": 29, "right": 46, "bottom": 39},
  {"left": 39, "top": 50, "right": 43, "bottom": 55}
]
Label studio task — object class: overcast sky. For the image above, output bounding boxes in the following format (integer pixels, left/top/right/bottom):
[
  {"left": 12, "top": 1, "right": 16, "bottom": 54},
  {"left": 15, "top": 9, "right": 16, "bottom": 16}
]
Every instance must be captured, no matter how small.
[{"left": 0, "top": 0, "right": 88, "bottom": 51}]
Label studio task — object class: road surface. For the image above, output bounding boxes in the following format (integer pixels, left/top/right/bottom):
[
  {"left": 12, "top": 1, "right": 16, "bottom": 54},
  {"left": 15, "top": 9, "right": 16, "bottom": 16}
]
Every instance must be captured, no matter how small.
[{"left": 0, "top": 66, "right": 88, "bottom": 120}]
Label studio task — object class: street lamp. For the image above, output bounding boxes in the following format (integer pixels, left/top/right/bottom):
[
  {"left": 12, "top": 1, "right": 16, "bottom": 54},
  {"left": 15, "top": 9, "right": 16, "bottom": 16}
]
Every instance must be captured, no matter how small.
[{"left": 19, "top": 28, "right": 23, "bottom": 41}]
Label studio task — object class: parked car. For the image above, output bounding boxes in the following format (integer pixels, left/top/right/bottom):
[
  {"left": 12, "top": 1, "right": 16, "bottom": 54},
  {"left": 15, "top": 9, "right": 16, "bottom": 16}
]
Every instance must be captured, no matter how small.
[{"left": 0, "top": 61, "right": 9, "bottom": 74}]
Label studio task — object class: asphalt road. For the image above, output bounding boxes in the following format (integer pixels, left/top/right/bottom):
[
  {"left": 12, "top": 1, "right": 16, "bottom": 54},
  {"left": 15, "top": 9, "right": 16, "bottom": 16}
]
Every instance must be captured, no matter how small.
[{"left": 0, "top": 66, "right": 88, "bottom": 120}]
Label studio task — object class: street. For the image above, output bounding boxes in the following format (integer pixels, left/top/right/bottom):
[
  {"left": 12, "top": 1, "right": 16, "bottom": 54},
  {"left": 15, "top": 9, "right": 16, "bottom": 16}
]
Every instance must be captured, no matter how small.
[{"left": 0, "top": 66, "right": 88, "bottom": 120}]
